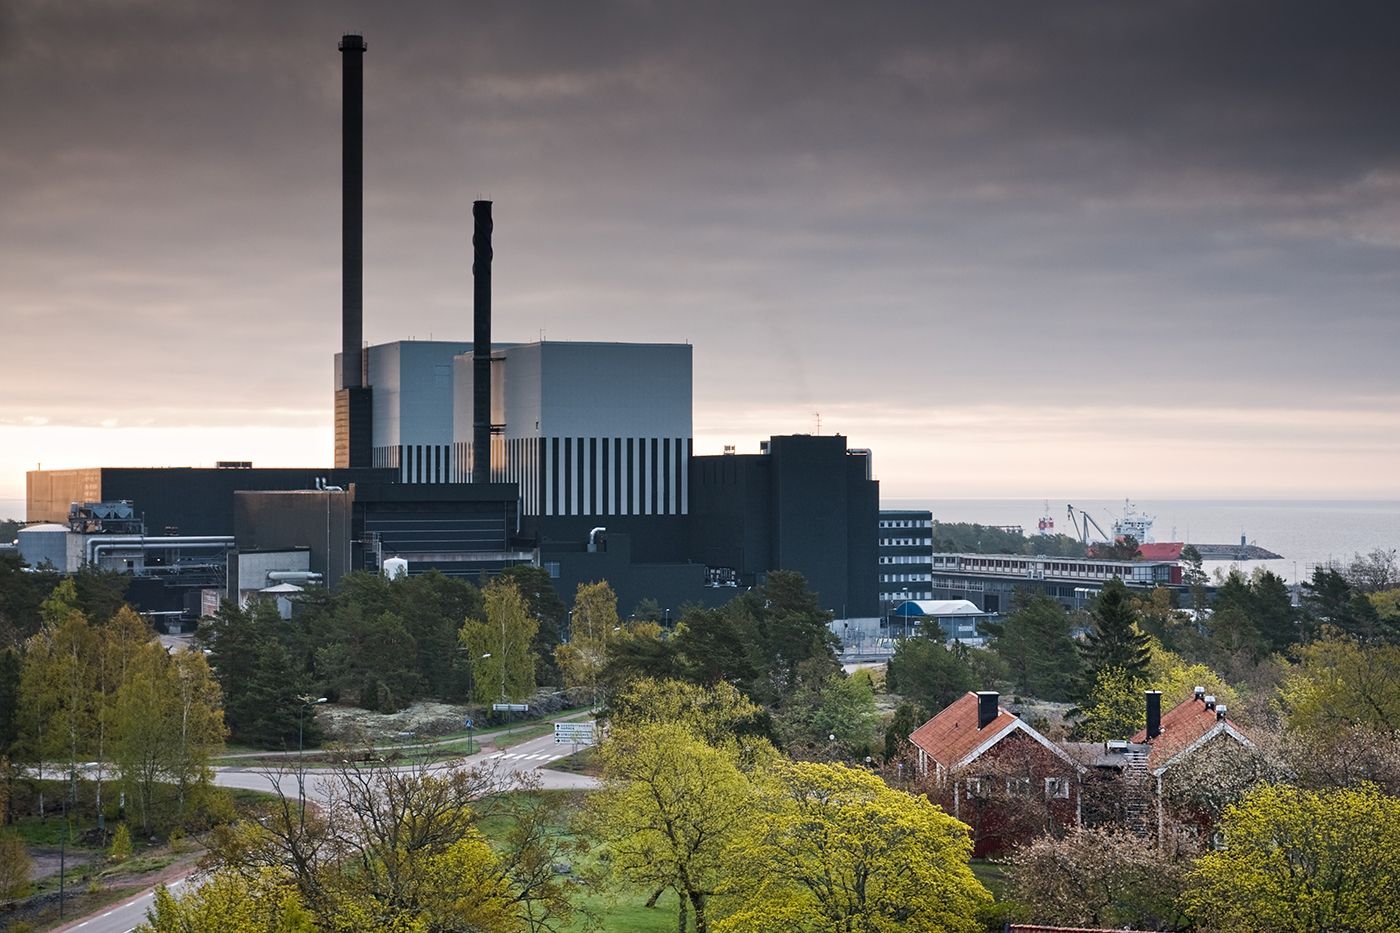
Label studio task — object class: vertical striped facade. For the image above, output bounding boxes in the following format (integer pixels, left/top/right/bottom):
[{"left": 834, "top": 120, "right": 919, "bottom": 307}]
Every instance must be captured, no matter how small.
[
  {"left": 373, "top": 444, "right": 455, "bottom": 485},
  {"left": 455, "top": 436, "right": 689, "bottom": 517}
]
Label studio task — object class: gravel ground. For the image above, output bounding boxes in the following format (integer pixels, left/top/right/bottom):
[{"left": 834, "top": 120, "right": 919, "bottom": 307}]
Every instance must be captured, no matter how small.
[{"left": 316, "top": 688, "right": 593, "bottom": 744}]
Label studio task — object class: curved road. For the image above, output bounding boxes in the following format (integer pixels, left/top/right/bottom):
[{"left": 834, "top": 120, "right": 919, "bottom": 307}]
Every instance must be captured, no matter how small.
[{"left": 53, "top": 727, "right": 598, "bottom": 933}]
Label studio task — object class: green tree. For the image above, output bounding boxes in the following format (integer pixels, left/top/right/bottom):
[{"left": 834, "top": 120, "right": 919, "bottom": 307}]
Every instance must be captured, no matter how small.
[
  {"left": 1089, "top": 535, "right": 1142, "bottom": 561},
  {"left": 0, "top": 830, "right": 33, "bottom": 899},
  {"left": 1078, "top": 577, "right": 1152, "bottom": 696},
  {"left": 775, "top": 670, "right": 880, "bottom": 758},
  {"left": 885, "top": 635, "right": 975, "bottom": 713},
  {"left": 593, "top": 721, "right": 757, "bottom": 933},
  {"left": 1179, "top": 544, "right": 1210, "bottom": 628},
  {"left": 302, "top": 569, "right": 485, "bottom": 701},
  {"left": 717, "top": 761, "right": 990, "bottom": 933},
  {"left": 606, "top": 678, "right": 770, "bottom": 752},
  {"left": 317, "top": 605, "right": 421, "bottom": 708},
  {"left": 554, "top": 581, "right": 619, "bottom": 705},
  {"left": 931, "top": 522, "right": 1086, "bottom": 558},
  {"left": 115, "top": 638, "right": 177, "bottom": 833},
  {"left": 0, "top": 648, "right": 19, "bottom": 753},
  {"left": 672, "top": 606, "right": 757, "bottom": 688},
  {"left": 602, "top": 617, "right": 684, "bottom": 693},
  {"left": 981, "top": 589, "right": 1082, "bottom": 700},
  {"left": 884, "top": 701, "right": 926, "bottom": 763},
  {"left": 1299, "top": 568, "right": 1389, "bottom": 641},
  {"left": 1250, "top": 570, "right": 1299, "bottom": 653},
  {"left": 459, "top": 577, "right": 539, "bottom": 705},
  {"left": 732, "top": 571, "right": 838, "bottom": 707},
  {"left": 631, "top": 597, "right": 666, "bottom": 624},
  {"left": 1073, "top": 667, "right": 1146, "bottom": 742},
  {"left": 1183, "top": 784, "right": 1400, "bottom": 933},
  {"left": 0, "top": 553, "right": 59, "bottom": 646},
  {"left": 1279, "top": 633, "right": 1400, "bottom": 735},
  {"left": 497, "top": 564, "right": 567, "bottom": 687},
  {"left": 168, "top": 647, "right": 226, "bottom": 814},
  {"left": 140, "top": 875, "right": 315, "bottom": 933}
]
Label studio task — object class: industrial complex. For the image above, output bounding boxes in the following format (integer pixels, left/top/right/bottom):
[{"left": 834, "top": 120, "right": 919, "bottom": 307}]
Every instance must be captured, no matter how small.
[{"left": 14, "top": 33, "right": 1195, "bottom": 633}]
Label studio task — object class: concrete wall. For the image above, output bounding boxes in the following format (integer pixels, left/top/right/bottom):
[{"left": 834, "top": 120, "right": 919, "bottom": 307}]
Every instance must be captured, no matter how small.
[
  {"left": 26, "top": 469, "right": 101, "bottom": 523},
  {"left": 234, "top": 548, "right": 312, "bottom": 606},
  {"left": 233, "top": 490, "right": 355, "bottom": 590}
]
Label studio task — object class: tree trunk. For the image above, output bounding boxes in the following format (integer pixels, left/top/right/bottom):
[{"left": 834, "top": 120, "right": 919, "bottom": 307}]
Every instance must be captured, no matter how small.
[
  {"left": 677, "top": 890, "right": 688, "bottom": 933},
  {"left": 689, "top": 890, "right": 706, "bottom": 933}
]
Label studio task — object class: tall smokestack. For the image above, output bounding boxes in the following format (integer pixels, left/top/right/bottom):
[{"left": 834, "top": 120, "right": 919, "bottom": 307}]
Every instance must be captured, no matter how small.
[
  {"left": 334, "top": 34, "right": 372, "bottom": 469},
  {"left": 340, "top": 34, "right": 364, "bottom": 387},
  {"left": 471, "top": 200, "right": 493, "bottom": 483}
]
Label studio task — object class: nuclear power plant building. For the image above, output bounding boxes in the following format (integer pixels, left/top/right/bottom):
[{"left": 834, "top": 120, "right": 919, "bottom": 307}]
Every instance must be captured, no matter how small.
[{"left": 17, "top": 32, "right": 879, "bottom": 627}]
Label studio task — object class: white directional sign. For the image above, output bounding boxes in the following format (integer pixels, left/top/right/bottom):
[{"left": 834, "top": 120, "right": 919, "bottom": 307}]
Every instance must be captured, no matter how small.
[
  {"left": 554, "top": 722, "right": 595, "bottom": 746},
  {"left": 493, "top": 703, "right": 529, "bottom": 712}
]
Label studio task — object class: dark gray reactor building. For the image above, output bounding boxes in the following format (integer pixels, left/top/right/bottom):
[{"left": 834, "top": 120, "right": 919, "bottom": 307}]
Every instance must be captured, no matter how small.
[{"left": 21, "top": 33, "right": 877, "bottom": 624}]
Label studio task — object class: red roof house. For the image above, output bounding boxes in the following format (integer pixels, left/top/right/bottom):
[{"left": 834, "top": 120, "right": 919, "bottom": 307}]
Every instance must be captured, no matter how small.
[
  {"left": 1131, "top": 688, "right": 1255, "bottom": 846},
  {"left": 910, "top": 691, "right": 1084, "bottom": 856}
]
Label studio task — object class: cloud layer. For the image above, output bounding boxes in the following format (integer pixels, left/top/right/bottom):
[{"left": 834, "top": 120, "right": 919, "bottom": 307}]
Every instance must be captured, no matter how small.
[{"left": 2, "top": 1, "right": 1398, "bottom": 499}]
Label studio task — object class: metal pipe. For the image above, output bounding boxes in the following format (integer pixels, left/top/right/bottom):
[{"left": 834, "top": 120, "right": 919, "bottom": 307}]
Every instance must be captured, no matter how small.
[
  {"left": 86, "top": 536, "right": 234, "bottom": 566},
  {"left": 472, "top": 199, "right": 493, "bottom": 483},
  {"left": 267, "top": 571, "right": 324, "bottom": 582}
]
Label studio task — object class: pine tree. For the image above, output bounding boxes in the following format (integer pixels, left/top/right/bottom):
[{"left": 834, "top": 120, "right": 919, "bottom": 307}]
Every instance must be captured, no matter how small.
[{"left": 1078, "top": 577, "right": 1152, "bottom": 697}]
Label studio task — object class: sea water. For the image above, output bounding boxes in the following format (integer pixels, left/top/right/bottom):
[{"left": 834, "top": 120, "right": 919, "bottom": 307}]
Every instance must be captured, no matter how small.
[{"left": 884, "top": 498, "right": 1400, "bottom": 586}]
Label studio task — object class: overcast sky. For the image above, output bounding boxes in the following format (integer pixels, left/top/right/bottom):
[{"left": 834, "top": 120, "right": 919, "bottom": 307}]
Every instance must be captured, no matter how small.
[{"left": 3, "top": 0, "right": 1399, "bottom": 507}]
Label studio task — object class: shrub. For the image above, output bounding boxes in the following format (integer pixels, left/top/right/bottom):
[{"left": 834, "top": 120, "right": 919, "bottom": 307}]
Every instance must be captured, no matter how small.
[
  {"left": 0, "top": 832, "right": 33, "bottom": 899},
  {"left": 108, "top": 824, "right": 132, "bottom": 862}
]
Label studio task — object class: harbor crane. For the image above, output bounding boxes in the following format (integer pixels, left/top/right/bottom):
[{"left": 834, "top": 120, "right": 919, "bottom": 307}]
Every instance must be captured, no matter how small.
[{"left": 1067, "top": 504, "right": 1111, "bottom": 545}]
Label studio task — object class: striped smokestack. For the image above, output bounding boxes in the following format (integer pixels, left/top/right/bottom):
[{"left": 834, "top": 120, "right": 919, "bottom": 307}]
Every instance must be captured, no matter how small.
[{"left": 471, "top": 200, "right": 493, "bottom": 483}]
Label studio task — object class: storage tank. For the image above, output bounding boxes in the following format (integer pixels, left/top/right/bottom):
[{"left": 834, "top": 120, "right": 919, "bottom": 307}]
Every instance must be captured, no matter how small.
[
  {"left": 17, "top": 523, "right": 74, "bottom": 572},
  {"left": 382, "top": 556, "right": 409, "bottom": 580}
]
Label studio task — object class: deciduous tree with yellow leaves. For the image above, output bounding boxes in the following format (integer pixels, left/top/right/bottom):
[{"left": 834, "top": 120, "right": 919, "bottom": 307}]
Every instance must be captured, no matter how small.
[
  {"left": 717, "top": 761, "right": 990, "bottom": 933},
  {"left": 1183, "top": 783, "right": 1400, "bottom": 933}
]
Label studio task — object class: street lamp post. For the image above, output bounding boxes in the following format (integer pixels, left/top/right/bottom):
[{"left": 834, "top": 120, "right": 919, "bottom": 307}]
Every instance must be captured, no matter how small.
[
  {"left": 470, "top": 653, "right": 489, "bottom": 751},
  {"left": 297, "top": 695, "right": 327, "bottom": 823}
]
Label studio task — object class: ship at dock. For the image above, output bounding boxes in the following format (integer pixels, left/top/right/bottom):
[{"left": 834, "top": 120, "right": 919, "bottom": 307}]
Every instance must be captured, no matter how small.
[{"left": 1066, "top": 499, "right": 1283, "bottom": 561}]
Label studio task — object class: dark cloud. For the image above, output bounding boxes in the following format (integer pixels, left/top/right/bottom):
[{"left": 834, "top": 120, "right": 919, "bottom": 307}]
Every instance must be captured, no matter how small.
[{"left": 1, "top": 1, "right": 1398, "bottom": 480}]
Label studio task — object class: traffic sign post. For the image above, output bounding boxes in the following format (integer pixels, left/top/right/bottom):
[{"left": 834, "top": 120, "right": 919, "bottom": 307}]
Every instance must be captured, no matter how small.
[
  {"left": 554, "top": 722, "right": 595, "bottom": 747},
  {"left": 465, "top": 718, "right": 474, "bottom": 755},
  {"left": 493, "top": 703, "right": 528, "bottom": 736}
]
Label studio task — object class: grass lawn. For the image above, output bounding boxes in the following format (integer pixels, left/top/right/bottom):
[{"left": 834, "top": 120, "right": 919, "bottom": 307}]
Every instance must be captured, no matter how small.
[
  {"left": 492, "top": 723, "right": 558, "bottom": 749},
  {"left": 562, "top": 887, "right": 683, "bottom": 933},
  {"left": 969, "top": 859, "right": 1012, "bottom": 899},
  {"left": 545, "top": 747, "right": 598, "bottom": 776},
  {"left": 472, "top": 790, "right": 674, "bottom": 933}
]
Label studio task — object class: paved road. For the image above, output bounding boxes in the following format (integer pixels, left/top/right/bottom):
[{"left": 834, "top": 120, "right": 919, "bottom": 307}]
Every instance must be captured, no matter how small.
[{"left": 54, "top": 726, "right": 598, "bottom": 933}]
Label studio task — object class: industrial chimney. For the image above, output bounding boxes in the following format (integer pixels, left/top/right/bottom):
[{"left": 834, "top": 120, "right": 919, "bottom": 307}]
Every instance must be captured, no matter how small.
[
  {"left": 1145, "top": 690, "right": 1162, "bottom": 740},
  {"left": 334, "top": 34, "right": 372, "bottom": 469},
  {"left": 471, "top": 200, "right": 493, "bottom": 483}
]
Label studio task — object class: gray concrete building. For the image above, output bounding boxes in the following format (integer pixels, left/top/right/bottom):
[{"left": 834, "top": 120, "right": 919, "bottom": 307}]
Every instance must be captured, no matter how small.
[{"left": 452, "top": 341, "right": 693, "bottom": 518}]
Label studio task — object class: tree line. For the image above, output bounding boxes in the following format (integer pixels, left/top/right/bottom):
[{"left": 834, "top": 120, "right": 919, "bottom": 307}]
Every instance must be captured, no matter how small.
[
  {"left": 0, "top": 577, "right": 224, "bottom": 834},
  {"left": 142, "top": 677, "right": 996, "bottom": 933}
]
